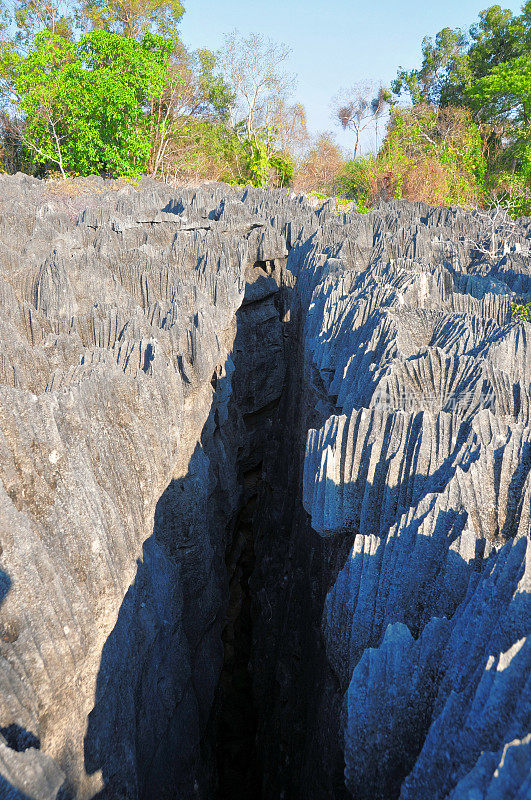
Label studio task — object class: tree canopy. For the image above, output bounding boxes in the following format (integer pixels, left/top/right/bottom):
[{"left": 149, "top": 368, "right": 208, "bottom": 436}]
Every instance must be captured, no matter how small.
[
  {"left": 8, "top": 29, "right": 170, "bottom": 176},
  {"left": 0, "top": 0, "right": 528, "bottom": 202},
  {"left": 386, "top": 3, "right": 531, "bottom": 203},
  {"left": 392, "top": 4, "right": 531, "bottom": 112},
  {"left": 78, "top": 0, "right": 185, "bottom": 39}
]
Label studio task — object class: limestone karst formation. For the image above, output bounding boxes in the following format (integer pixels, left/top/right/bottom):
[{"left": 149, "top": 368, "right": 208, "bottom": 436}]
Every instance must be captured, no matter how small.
[{"left": 0, "top": 174, "right": 528, "bottom": 800}]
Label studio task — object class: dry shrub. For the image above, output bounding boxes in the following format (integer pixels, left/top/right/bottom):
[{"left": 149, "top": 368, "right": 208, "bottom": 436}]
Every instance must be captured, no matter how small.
[
  {"left": 402, "top": 158, "right": 449, "bottom": 204},
  {"left": 363, "top": 156, "right": 483, "bottom": 208},
  {"left": 349, "top": 105, "right": 488, "bottom": 209},
  {"left": 294, "top": 134, "right": 344, "bottom": 195},
  {"left": 400, "top": 157, "right": 482, "bottom": 207}
]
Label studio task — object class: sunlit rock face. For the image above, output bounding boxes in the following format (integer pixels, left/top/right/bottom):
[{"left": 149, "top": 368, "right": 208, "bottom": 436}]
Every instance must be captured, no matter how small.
[{"left": 0, "top": 174, "right": 527, "bottom": 800}]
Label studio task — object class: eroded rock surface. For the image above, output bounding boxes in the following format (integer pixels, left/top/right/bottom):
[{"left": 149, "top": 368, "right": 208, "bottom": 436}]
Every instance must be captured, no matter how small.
[{"left": 0, "top": 174, "right": 528, "bottom": 799}]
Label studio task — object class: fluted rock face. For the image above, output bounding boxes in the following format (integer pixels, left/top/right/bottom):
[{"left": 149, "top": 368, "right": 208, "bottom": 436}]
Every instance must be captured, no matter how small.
[
  {"left": 297, "top": 202, "right": 530, "bottom": 800},
  {"left": 250, "top": 198, "right": 530, "bottom": 799},
  {"left": 0, "top": 175, "right": 528, "bottom": 800},
  {"left": 0, "top": 174, "right": 284, "bottom": 800}
]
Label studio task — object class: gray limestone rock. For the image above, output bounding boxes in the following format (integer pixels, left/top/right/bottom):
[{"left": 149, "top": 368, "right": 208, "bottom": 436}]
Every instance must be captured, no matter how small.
[{"left": 0, "top": 175, "right": 528, "bottom": 800}]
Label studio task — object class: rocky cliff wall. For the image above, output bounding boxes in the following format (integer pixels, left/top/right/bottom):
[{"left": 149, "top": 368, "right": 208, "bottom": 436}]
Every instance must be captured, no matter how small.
[
  {"left": 0, "top": 175, "right": 528, "bottom": 800},
  {"left": 252, "top": 199, "right": 530, "bottom": 800}
]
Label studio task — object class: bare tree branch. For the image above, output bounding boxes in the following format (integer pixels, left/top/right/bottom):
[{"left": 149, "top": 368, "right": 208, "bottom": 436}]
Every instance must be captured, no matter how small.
[
  {"left": 464, "top": 189, "right": 531, "bottom": 261},
  {"left": 219, "top": 30, "right": 294, "bottom": 143},
  {"left": 333, "top": 83, "right": 390, "bottom": 159}
]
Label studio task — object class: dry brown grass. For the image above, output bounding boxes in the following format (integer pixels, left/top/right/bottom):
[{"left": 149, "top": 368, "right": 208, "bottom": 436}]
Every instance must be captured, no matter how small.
[{"left": 44, "top": 175, "right": 139, "bottom": 198}]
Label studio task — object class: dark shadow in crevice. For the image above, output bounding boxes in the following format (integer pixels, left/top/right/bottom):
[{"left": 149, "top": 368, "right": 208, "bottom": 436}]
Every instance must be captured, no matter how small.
[
  {"left": 0, "top": 569, "right": 10, "bottom": 605},
  {"left": 84, "top": 256, "right": 288, "bottom": 800},
  {"left": 0, "top": 724, "right": 40, "bottom": 752},
  {"left": 84, "top": 442, "right": 224, "bottom": 800}
]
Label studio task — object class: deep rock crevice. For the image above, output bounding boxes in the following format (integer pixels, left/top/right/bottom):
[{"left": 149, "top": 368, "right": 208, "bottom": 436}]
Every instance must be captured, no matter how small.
[{"left": 213, "top": 258, "right": 289, "bottom": 800}]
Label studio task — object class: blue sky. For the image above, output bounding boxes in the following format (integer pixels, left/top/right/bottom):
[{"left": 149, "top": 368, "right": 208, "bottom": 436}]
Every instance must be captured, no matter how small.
[{"left": 180, "top": 0, "right": 523, "bottom": 153}]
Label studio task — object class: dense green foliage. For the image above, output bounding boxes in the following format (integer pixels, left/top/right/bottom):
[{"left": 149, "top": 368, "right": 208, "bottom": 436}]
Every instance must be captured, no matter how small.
[
  {"left": 390, "top": 3, "right": 531, "bottom": 197},
  {"left": 230, "top": 132, "right": 294, "bottom": 187},
  {"left": 469, "top": 53, "right": 531, "bottom": 180},
  {"left": 11, "top": 30, "right": 170, "bottom": 177},
  {"left": 299, "top": 3, "right": 530, "bottom": 212},
  {"left": 0, "top": 0, "right": 297, "bottom": 185},
  {"left": 512, "top": 301, "right": 531, "bottom": 321}
]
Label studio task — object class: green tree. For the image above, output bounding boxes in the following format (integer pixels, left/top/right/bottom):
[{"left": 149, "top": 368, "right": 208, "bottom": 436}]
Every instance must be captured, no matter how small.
[
  {"left": 470, "top": 54, "right": 531, "bottom": 177},
  {"left": 8, "top": 32, "right": 76, "bottom": 176},
  {"left": 12, "top": 29, "right": 170, "bottom": 177},
  {"left": 392, "top": 3, "right": 530, "bottom": 112},
  {"left": 392, "top": 27, "right": 470, "bottom": 106}
]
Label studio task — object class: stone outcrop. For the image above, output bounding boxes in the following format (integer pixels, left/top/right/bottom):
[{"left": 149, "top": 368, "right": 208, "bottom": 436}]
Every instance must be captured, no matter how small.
[{"left": 0, "top": 174, "right": 528, "bottom": 799}]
